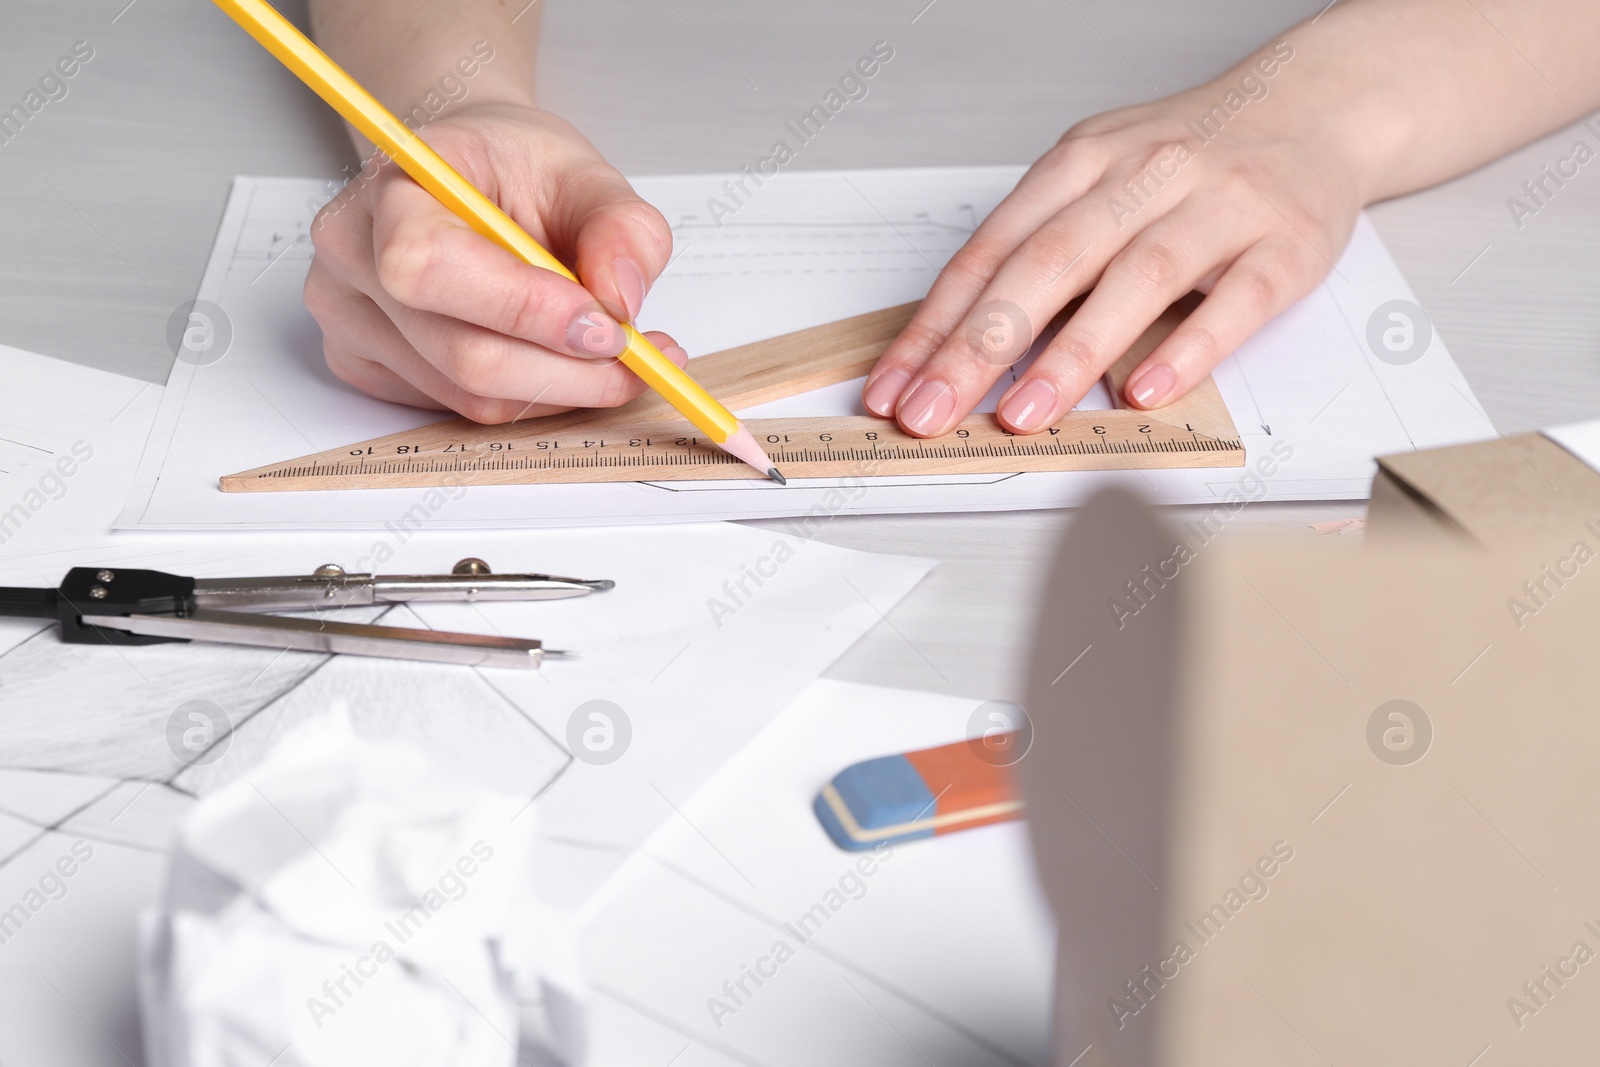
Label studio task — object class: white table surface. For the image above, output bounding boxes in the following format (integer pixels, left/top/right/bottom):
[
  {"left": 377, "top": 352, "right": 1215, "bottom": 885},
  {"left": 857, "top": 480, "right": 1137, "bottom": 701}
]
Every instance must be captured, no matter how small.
[{"left": 3, "top": 0, "right": 1598, "bottom": 702}]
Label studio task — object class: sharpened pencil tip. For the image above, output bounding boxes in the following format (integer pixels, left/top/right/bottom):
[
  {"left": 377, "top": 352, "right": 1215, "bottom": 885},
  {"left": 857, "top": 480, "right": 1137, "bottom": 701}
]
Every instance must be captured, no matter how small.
[{"left": 720, "top": 426, "right": 783, "bottom": 482}]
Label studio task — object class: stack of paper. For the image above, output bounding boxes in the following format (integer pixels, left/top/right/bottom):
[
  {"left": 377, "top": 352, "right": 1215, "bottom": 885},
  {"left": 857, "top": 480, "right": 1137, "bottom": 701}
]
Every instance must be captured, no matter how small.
[
  {"left": 0, "top": 343, "right": 934, "bottom": 1064},
  {"left": 117, "top": 169, "right": 1494, "bottom": 531}
]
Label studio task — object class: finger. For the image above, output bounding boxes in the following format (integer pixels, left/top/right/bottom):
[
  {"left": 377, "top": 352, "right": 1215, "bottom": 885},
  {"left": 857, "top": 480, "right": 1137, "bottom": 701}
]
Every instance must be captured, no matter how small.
[
  {"left": 863, "top": 138, "right": 1113, "bottom": 415},
  {"left": 369, "top": 176, "right": 629, "bottom": 359},
  {"left": 643, "top": 330, "right": 692, "bottom": 369},
  {"left": 996, "top": 205, "right": 1255, "bottom": 432},
  {"left": 1123, "top": 237, "right": 1320, "bottom": 409},
  {"left": 890, "top": 165, "right": 1186, "bottom": 438},
  {"left": 388, "top": 301, "right": 662, "bottom": 409},
  {"left": 337, "top": 324, "right": 687, "bottom": 424},
  {"left": 325, "top": 347, "right": 445, "bottom": 411},
  {"left": 379, "top": 325, "right": 687, "bottom": 422},
  {"left": 308, "top": 181, "right": 379, "bottom": 284},
  {"left": 308, "top": 262, "right": 450, "bottom": 411},
  {"left": 314, "top": 286, "right": 564, "bottom": 422},
  {"left": 319, "top": 283, "right": 688, "bottom": 421},
  {"left": 551, "top": 166, "right": 675, "bottom": 323}
]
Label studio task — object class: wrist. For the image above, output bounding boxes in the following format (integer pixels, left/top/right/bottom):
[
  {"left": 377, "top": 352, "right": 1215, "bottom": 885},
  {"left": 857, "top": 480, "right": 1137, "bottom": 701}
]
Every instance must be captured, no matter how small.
[
  {"left": 1322, "top": 84, "right": 1422, "bottom": 204},
  {"left": 1185, "top": 39, "right": 1411, "bottom": 207},
  {"left": 382, "top": 42, "right": 537, "bottom": 132}
]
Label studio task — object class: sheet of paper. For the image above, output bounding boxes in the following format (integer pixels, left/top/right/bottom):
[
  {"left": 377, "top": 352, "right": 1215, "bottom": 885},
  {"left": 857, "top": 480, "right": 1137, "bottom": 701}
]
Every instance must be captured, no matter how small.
[
  {"left": 580, "top": 679, "right": 1056, "bottom": 1067},
  {"left": 116, "top": 169, "right": 1493, "bottom": 531},
  {"left": 0, "top": 682, "right": 1048, "bottom": 1067},
  {"left": 1, "top": 517, "right": 933, "bottom": 909},
  {"left": 1543, "top": 418, "right": 1600, "bottom": 473},
  {"left": 0, "top": 348, "right": 936, "bottom": 1063},
  {"left": 0, "top": 344, "right": 935, "bottom": 918},
  {"left": 0, "top": 344, "right": 158, "bottom": 556},
  {"left": 0, "top": 827, "right": 165, "bottom": 1067}
]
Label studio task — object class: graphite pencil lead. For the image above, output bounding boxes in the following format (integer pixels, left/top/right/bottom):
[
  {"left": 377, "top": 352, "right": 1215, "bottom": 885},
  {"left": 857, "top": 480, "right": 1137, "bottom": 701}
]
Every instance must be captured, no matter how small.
[{"left": 768, "top": 468, "right": 788, "bottom": 485}]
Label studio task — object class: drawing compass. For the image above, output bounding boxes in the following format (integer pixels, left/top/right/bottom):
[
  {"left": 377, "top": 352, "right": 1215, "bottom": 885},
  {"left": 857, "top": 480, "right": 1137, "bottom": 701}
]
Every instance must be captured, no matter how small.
[{"left": 0, "top": 558, "right": 609, "bottom": 668}]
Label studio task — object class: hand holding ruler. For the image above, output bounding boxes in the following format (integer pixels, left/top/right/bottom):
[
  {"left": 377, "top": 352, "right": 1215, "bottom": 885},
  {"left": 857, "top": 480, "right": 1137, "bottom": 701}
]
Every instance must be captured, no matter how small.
[{"left": 222, "top": 295, "right": 1244, "bottom": 492}]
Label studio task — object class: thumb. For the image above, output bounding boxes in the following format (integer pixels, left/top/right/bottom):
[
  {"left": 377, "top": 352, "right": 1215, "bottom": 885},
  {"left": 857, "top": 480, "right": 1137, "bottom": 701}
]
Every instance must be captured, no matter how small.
[{"left": 552, "top": 169, "right": 673, "bottom": 324}]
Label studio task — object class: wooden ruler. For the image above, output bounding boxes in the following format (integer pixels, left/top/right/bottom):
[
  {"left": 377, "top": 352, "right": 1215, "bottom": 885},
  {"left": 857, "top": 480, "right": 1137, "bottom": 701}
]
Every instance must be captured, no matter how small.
[{"left": 222, "top": 296, "right": 1243, "bottom": 492}]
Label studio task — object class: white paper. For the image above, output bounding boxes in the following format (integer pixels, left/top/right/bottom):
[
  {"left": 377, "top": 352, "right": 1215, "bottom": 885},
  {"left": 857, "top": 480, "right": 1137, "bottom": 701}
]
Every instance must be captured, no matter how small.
[
  {"left": 0, "top": 515, "right": 934, "bottom": 907},
  {"left": 0, "top": 344, "right": 158, "bottom": 555},
  {"left": 0, "top": 342, "right": 935, "bottom": 917},
  {"left": 0, "top": 829, "right": 163, "bottom": 1067},
  {"left": 0, "top": 323, "right": 938, "bottom": 1064},
  {"left": 1543, "top": 418, "right": 1600, "bottom": 474},
  {"left": 116, "top": 169, "right": 1494, "bottom": 532},
  {"left": 138, "top": 718, "right": 567, "bottom": 1067},
  {"left": 580, "top": 679, "right": 1056, "bottom": 1067}
]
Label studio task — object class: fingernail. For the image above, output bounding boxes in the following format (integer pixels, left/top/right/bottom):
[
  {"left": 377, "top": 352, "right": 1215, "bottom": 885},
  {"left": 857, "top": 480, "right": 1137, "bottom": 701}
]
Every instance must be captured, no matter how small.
[
  {"left": 566, "top": 307, "right": 626, "bottom": 358},
  {"left": 661, "top": 343, "right": 689, "bottom": 368},
  {"left": 899, "top": 380, "right": 956, "bottom": 436},
  {"left": 863, "top": 368, "right": 912, "bottom": 416},
  {"left": 999, "top": 377, "right": 1059, "bottom": 432},
  {"left": 1128, "top": 364, "right": 1176, "bottom": 408},
  {"left": 613, "top": 256, "right": 647, "bottom": 321}
]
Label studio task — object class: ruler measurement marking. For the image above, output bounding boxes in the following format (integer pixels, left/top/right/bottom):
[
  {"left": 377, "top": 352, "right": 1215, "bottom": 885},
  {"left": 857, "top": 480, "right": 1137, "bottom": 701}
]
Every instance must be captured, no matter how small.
[
  {"left": 223, "top": 298, "right": 1248, "bottom": 491},
  {"left": 261, "top": 431, "right": 1242, "bottom": 479}
]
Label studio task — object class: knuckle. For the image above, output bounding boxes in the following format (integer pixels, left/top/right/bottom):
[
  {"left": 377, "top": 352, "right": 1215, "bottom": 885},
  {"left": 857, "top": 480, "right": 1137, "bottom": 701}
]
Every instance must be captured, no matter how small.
[
  {"left": 308, "top": 215, "right": 335, "bottom": 257},
  {"left": 453, "top": 393, "right": 513, "bottom": 425},
  {"left": 1179, "top": 321, "right": 1224, "bottom": 365},
  {"left": 1138, "top": 141, "right": 1190, "bottom": 175},
  {"left": 302, "top": 271, "right": 338, "bottom": 323},
  {"left": 1040, "top": 134, "right": 1094, "bottom": 176},
  {"left": 308, "top": 201, "right": 345, "bottom": 255},
  {"left": 592, "top": 364, "right": 640, "bottom": 409},
  {"left": 1058, "top": 121, "right": 1106, "bottom": 147},
  {"left": 1123, "top": 238, "right": 1185, "bottom": 293},
  {"left": 942, "top": 236, "right": 1010, "bottom": 292},
  {"left": 309, "top": 205, "right": 362, "bottom": 266},
  {"left": 1057, "top": 122, "right": 1118, "bottom": 158},
  {"left": 1015, "top": 228, "right": 1089, "bottom": 282},
  {"left": 558, "top": 163, "right": 612, "bottom": 207},
  {"left": 495, "top": 281, "right": 548, "bottom": 340},
  {"left": 322, "top": 344, "right": 361, "bottom": 386},
  {"left": 374, "top": 224, "right": 441, "bottom": 305},
  {"left": 893, "top": 319, "right": 948, "bottom": 364},
  {"left": 1048, "top": 331, "right": 1103, "bottom": 378},
  {"left": 1278, "top": 238, "right": 1329, "bottom": 284},
  {"left": 1271, "top": 208, "right": 1321, "bottom": 247},
  {"left": 940, "top": 331, "right": 992, "bottom": 370},
  {"left": 609, "top": 195, "right": 673, "bottom": 254},
  {"left": 1231, "top": 262, "right": 1280, "bottom": 311},
  {"left": 1217, "top": 162, "right": 1262, "bottom": 202},
  {"left": 439, "top": 333, "right": 502, "bottom": 396}
]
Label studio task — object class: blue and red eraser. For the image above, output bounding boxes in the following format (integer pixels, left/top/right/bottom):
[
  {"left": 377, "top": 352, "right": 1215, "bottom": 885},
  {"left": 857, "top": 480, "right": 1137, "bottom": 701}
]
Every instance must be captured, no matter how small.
[{"left": 813, "top": 734, "right": 1024, "bottom": 850}]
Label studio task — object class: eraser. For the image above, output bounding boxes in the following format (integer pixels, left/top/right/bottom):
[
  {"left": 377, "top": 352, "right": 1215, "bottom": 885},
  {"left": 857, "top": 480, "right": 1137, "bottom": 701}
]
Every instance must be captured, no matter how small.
[{"left": 813, "top": 734, "right": 1024, "bottom": 850}]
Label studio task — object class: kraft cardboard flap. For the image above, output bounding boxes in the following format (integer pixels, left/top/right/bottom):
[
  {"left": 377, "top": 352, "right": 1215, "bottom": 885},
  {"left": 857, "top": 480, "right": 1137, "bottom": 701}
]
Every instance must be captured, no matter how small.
[{"left": 1373, "top": 433, "right": 1600, "bottom": 550}]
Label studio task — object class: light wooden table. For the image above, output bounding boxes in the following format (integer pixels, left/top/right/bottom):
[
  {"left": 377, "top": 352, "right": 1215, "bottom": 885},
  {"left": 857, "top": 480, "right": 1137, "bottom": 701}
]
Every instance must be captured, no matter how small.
[{"left": 3, "top": 0, "right": 1598, "bottom": 699}]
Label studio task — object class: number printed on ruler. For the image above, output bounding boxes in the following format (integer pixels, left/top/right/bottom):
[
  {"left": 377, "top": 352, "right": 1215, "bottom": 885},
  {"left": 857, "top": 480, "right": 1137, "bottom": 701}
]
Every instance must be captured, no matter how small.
[{"left": 262, "top": 413, "right": 1245, "bottom": 490}]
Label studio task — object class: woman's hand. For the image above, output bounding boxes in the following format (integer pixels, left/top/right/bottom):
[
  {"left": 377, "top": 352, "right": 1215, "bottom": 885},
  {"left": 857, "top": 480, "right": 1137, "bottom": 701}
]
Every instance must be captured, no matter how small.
[
  {"left": 863, "top": 44, "right": 1366, "bottom": 437},
  {"left": 305, "top": 102, "right": 683, "bottom": 424}
]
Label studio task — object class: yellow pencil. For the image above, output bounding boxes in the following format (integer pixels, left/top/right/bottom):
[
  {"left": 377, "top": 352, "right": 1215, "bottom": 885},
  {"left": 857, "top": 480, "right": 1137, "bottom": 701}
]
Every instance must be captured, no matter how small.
[{"left": 214, "top": 0, "right": 785, "bottom": 483}]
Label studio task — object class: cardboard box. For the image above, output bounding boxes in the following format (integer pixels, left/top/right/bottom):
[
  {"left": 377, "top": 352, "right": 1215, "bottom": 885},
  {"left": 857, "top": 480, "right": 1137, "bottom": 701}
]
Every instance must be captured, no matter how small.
[
  {"left": 1368, "top": 431, "right": 1600, "bottom": 552},
  {"left": 1019, "top": 489, "right": 1600, "bottom": 1066}
]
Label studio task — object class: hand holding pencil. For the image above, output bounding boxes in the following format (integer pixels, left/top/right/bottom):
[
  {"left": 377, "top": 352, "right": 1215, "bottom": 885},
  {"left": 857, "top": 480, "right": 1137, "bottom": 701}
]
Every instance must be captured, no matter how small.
[{"left": 218, "top": 0, "right": 785, "bottom": 481}]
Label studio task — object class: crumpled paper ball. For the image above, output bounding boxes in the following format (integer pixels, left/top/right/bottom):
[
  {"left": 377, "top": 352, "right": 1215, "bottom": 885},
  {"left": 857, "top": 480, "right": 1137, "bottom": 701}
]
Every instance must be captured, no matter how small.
[{"left": 137, "top": 711, "right": 585, "bottom": 1066}]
